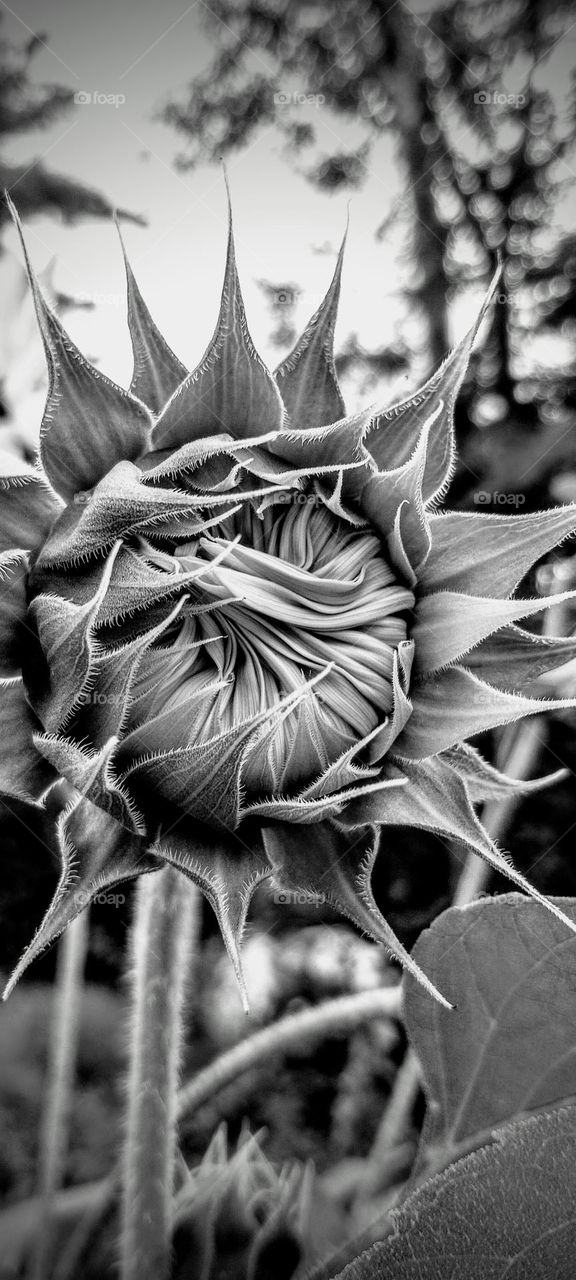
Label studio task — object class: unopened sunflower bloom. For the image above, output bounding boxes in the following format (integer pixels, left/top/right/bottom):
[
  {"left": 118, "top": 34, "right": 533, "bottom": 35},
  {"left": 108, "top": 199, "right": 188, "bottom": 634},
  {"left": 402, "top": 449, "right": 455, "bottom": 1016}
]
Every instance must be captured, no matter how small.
[{"left": 3, "top": 191, "right": 576, "bottom": 1007}]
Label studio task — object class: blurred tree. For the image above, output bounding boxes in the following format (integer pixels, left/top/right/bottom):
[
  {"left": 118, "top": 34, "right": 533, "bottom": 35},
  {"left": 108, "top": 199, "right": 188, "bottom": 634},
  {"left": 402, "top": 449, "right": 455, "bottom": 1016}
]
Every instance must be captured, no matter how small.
[
  {"left": 0, "top": 21, "right": 143, "bottom": 226},
  {"left": 163, "top": 0, "right": 576, "bottom": 503}
]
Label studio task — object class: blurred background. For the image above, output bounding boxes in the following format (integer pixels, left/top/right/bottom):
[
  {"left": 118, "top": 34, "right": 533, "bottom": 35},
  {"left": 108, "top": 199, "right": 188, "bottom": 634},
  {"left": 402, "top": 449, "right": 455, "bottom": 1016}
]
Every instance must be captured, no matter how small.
[{"left": 2, "top": 0, "right": 576, "bottom": 1265}]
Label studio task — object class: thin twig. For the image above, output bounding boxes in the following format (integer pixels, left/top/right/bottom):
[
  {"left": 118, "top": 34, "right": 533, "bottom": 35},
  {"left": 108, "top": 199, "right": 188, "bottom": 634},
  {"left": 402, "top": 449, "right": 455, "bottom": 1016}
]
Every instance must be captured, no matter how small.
[{"left": 177, "top": 986, "right": 402, "bottom": 1122}]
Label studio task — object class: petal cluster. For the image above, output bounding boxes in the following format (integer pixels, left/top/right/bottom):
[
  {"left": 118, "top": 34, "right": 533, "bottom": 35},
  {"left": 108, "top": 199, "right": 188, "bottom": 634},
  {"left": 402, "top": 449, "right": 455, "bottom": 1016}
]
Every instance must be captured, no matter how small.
[{"left": 3, "top": 189, "right": 576, "bottom": 1007}]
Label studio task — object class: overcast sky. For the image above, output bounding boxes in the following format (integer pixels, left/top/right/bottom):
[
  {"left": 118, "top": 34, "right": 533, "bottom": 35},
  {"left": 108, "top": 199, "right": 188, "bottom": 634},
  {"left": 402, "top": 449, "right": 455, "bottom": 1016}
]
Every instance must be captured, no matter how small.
[
  {"left": 2, "top": 0, "right": 575, "bottom": 403},
  {"left": 1, "top": 0, "right": 417, "bottom": 396}
]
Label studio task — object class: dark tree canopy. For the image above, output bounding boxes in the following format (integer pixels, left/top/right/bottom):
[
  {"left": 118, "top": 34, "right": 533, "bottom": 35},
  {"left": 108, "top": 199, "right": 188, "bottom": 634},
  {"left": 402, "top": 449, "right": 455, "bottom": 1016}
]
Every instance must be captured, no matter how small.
[{"left": 163, "top": 0, "right": 576, "bottom": 504}]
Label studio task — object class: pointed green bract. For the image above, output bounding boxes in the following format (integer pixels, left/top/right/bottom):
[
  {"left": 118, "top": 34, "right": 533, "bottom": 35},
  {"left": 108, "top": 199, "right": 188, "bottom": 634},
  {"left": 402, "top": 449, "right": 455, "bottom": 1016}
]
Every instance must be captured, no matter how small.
[
  {"left": 366, "top": 268, "right": 501, "bottom": 502},
  {"left": 464, "top": 624, "right": 576, "bottom": 691},
  {"left": 412, "top": 588, "right": 576, "bottom": 676},
  {"left": 152, "top": 195, "right": 284, "bottom": 448},
  {"left": 7, "top": 195, "right": 153, "bottom": 502},
  {"left": 263, "top": 820, "right": 453, "bottom": 1008},
  {"left": 396, "top": 666, "right": 576, "bottom": 759},
  {"left": 356, "top": 404, "right": 444, "bottom": 569},
  {"left": 4, "top": 196, "right": 576, "bottom": 1008},
  {"left": 116, "top": 218, "right": 189, "bottom": 415},
  {"left": 445, "top": 741, "right": 566, "bottom": 802},
  {"left": 274, "top": 230, "right": 347, "bottom": 430},
  {"left": 422, "top": 506, "right": 576, "bottom": 597},
  {"left": 3, "top": 796, "right": 158, "bottom": 999},
  {"left": 151, "top": 827, "right": 271, "bottom": 1011}
]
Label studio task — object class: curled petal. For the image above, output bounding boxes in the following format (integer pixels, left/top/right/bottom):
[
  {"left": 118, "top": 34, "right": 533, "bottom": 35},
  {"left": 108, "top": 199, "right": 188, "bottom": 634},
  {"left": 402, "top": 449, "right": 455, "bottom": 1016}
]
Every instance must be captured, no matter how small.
[
  {"left": 72, "top": 599, "right": 186, "bottom": 747},
  {"left": 3, "top": 796, "right": 157, "bottom": 998},
  {"left": 274, "top": 229, "right": 347, "bottom": 429},
  {"left": 36, "top": 460, "right": 281, "bottom": 568}
]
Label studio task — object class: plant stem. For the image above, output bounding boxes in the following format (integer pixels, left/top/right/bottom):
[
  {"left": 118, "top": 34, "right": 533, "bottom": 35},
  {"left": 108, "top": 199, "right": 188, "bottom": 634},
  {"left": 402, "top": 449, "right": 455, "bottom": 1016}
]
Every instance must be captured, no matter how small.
[
  {"left": 120, "top": 867, "right": 199, "bottom": 1280},
  {"left": 39, "top": 985, "right": 401, "bottom": 1278},
  {"left": 31, "top": 910, "right": 89, "bottom": 1280},
  {"left": 177, "top": 985, "right": 402, "bottom": 1122}
]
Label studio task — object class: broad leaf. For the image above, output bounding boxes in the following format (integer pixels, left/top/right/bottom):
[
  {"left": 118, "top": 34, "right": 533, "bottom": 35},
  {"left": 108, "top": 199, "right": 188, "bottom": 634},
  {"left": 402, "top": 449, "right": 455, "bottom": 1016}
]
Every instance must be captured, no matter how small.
[
  {"left": 404, "top": 895, "right": 576, "bottom": 1173},
  {"left": 333, "top": 1106, "right": 576, "bottom": 1280}
]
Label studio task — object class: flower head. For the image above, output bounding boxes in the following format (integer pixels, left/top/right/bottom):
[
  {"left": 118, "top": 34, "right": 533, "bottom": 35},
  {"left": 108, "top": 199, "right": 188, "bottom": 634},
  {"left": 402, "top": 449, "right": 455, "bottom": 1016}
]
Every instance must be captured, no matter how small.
[{"left": 3, "top": 189, "right": 576, "bottom": 1007}]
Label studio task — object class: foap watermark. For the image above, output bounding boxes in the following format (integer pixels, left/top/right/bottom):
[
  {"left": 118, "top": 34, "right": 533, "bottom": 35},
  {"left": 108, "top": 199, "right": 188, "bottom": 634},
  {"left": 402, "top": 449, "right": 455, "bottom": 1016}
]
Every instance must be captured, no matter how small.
[
  {"left": 73, "top": 489, "right": 94, "bottom": 505},
  {"left": 274, "top": 90, "right": 325, "bottom": 108},
  {"left": 74, "top": 90, "right": 126, "bottom": 109},
  {"left": 74, "top": 889, "right": 126, "bottom": 908},
  {"left": 76, "top": 690, "right": 124, "bottom": 707},
  {"left": 273, "top": 889, "right": 327, "bottom": 907},
  {"left": 473, "top": 89, "right": 526, "bottom": 108},
  {"left": 474, "top": 491, "right": 525, "bottom": 508},
  {"left": 272, "top": 287, "right": 297, "bottom": 306}
]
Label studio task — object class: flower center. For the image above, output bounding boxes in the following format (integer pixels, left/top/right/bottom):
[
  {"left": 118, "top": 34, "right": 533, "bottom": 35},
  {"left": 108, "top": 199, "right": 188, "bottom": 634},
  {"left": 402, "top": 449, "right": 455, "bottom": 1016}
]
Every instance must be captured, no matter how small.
[{"left": 127, "top": 494, "right": 415, "bottom": 798}]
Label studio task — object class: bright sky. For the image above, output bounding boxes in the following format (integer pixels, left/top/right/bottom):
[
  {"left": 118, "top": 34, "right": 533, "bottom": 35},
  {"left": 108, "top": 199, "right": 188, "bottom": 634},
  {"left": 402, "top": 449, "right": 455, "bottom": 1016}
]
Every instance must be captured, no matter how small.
[
  {"left": 0, "top": 0, "right": 414, "bottom": 400},
  {"left": 2, "top": 0, "right": 575, "bottom": 407}
]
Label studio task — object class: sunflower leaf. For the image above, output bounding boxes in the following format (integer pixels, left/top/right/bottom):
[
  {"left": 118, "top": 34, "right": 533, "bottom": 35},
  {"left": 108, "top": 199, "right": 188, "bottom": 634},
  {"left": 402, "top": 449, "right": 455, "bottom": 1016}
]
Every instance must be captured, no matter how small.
[
  {"left": 332, "top": 1106, "right": 576, "bottom": 1280},
  {"left": 404, "top": 895, "right": 576, "bottom": 1168}
]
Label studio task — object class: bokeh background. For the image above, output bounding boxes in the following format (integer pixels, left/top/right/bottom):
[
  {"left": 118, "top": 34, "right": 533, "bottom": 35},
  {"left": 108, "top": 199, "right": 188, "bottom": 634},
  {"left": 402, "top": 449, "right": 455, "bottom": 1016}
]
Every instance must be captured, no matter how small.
[{"left": 1, "top": 0, "right": 576, "bottom": 1264}]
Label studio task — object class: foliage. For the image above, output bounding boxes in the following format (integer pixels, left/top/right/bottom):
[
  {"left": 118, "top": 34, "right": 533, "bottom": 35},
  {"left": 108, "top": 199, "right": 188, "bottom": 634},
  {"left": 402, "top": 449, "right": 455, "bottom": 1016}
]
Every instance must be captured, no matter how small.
[{"left": 163, "top": 0, "right": 576, "bottom": 502}]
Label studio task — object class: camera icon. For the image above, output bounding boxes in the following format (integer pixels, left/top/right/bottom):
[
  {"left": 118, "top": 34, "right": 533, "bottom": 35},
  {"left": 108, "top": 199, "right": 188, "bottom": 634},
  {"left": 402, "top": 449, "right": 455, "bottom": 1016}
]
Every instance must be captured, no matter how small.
[
  {"left": 473, "top": 491, "right": 491, "bottom": 505},
  {"left": 273, "top": 890, "right": 292, "bottom": 905},
  {"left": 274, "top": 92, "right": 292, "bottom": 106},
  {"left": 74, "top": 90, "right": 92, "bottom": 105},
  {"left": 274, "top": 288, "right": 295, "bottom": 306},
  {"left": 473, "top": 90, "right": 491, "bottom": 105}
]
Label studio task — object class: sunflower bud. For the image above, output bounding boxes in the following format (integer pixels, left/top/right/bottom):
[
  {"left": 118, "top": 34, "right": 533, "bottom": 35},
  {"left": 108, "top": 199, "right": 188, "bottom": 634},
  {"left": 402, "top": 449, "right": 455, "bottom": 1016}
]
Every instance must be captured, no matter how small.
[{"left": 3, "top": 189, "right": 576, "bottom": 1006}]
